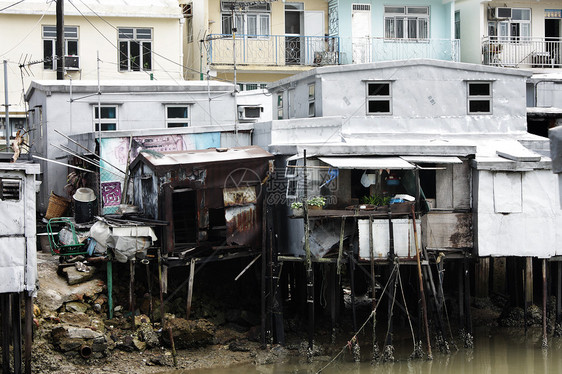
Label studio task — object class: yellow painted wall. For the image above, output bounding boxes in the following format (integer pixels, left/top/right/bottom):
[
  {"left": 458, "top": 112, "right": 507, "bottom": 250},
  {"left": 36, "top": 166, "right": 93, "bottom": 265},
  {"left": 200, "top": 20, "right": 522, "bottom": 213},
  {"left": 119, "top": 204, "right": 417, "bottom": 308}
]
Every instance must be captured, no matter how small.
[{"left": 0, "top": 13, "right": 183, "bottom": 114}]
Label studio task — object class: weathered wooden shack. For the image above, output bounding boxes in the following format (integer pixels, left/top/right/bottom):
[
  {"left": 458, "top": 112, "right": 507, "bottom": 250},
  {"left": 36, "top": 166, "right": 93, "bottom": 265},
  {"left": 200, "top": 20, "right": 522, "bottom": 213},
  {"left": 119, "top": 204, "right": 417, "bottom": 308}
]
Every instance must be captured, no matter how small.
[{"left": 129, "top": 146, "right": 273, "bottom": 254}]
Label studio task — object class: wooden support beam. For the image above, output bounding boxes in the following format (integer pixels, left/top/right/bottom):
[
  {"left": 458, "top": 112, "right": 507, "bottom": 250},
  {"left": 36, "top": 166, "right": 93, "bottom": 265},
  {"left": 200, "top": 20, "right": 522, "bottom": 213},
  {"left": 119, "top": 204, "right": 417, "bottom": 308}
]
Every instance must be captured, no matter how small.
[
  {"left": 24, "top": 293, "right": 32, "bottom": 374},
  {"left": 186, "top": 259, "right": 195, "bottom": 320},
  {"left": 2, "top": 293, "right": 11, "bottom": 374},
  {"left": 542, "top": 259, "right": 548, "bottom": 349},
  {"left": 12, "top": 292, "right": 22, "bottom": 374}
]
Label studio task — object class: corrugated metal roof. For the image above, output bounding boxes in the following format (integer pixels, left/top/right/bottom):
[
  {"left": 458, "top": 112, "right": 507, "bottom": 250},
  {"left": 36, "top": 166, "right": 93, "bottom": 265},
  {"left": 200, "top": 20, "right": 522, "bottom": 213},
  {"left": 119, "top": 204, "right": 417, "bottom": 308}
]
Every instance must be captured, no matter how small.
[
  {"left": 139, "top": 146, "right": 273, "bottom": 167},
  {"left": 319, "top": 156, "right": 415, "bottom": 170}
]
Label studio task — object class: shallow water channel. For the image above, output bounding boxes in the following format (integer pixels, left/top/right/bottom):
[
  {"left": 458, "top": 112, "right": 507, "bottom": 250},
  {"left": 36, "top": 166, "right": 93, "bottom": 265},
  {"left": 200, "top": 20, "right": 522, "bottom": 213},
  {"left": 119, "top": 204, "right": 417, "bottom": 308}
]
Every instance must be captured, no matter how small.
[{"left": 166, "top": 326, "right": 562, "bottom": 374}]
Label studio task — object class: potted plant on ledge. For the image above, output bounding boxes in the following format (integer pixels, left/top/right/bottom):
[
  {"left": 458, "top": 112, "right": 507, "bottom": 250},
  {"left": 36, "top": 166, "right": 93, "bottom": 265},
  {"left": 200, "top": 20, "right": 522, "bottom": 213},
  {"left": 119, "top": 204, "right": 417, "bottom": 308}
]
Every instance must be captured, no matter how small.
[{"left": 291, "top": 196, "right": 326, "bottom": 215}]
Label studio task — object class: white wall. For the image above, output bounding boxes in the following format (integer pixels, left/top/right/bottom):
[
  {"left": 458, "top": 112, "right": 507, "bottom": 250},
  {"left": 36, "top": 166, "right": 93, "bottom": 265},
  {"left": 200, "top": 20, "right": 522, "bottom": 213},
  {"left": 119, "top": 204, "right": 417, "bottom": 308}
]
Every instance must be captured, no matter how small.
[
  {"left": 475, "top": 169, "right": 562, "bottom": 257},
  {"left": 271, "top": 61, "right": 531, "bottom": 136}
]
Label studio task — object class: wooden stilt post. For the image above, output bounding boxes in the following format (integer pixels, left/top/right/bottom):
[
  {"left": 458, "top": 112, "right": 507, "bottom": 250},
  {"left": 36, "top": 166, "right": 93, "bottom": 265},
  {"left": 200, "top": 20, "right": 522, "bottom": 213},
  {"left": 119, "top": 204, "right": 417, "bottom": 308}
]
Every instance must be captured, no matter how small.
[
  {"left": 12, "top": 292, "right": 22, "bottom": 374},
  {"left": 542, "top": 259, "right": 548, "bottom": 349},
  {"left": 186, "top": 258, "right": 195, "bottom": 320},
  {"left": 557, "top": 262, "right": 562, "bottom": 333},
  {"left": 525, "top": 257, "right": 533, "bottom": 306},
  {"left": 145, "top": 261, "right": 153, "bottom": 322},
  {"left": 369, "top": 214, "right": 380, "bottom": 362},
  {"left": 330, "top": 263, "right": 337, "bottom": 344},
  {"left": 158, "top": 249, "right": 176, "bottom": 366},
  {"left": 303, "top": 150, "right": 314, "bottom": 357},
  {"left": 24, "top": 293, "right": 32, "bottom": 374},
  {"left": 107, "top": 259, "right": 113, "bottom": 319},
  {"left": 2, "top": 294, "right": 11, "bottom": 374},
  {"left": 411, "top": 205, "right": 432, "bottom": 359},
  {"left": 349, "top": 246, "right": 357, "bottom": 332},
  {"left": 463, "top": 256, "right": 473, "bottom": 348},
  {"left": 458, "top": 260, "right": 465, "bottom": 333},
  {"left": 129, "top": 260, "right": 135, "bottom": 322},
  {"left": 260, "top": 199, "right": 267, "bottom": 348}
]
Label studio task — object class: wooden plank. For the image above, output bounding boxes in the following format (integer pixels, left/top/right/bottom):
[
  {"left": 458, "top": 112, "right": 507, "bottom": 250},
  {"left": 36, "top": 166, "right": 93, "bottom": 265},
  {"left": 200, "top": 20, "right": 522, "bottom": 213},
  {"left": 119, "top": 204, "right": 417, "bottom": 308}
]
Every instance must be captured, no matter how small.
[{"left": 422, "top": 212, "right": 472, "bottom": 249}]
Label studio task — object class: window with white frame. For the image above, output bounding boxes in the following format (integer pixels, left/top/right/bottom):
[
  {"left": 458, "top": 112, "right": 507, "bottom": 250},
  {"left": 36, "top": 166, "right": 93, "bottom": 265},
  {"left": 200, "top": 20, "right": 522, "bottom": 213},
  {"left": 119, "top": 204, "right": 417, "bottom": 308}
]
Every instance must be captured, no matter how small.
[
  {"left": 166, "top": 105, "right": 190, "bottom": 128},
  {"left": 277, "top": 93, "right": 284, "bottom": 119},
  {"left": 366, "top": 81, "right": 392, "bottom": 114},
  {"left": 118, "top": 28, "right": 152, "bottom": 71},
  {"left": 93, "top": 106, "right": 118, "bottom": 131},
  {"left": 488, "top": 8, "right": 531, "bottom": 41},
  {"left": 384, "top": 6, "right": 429, "bottom": 39},
  {"left": 467, "top": 82, "right": 492, "bottom": 114},
  {"left": 308, "top": 84, "right": 316, "bottom": 117},
  {"left": 221, "top": 1, "right": 270, "bottom": 37},
  {"left": 43, "top": 25, "right": 78, "bottom": 70}
]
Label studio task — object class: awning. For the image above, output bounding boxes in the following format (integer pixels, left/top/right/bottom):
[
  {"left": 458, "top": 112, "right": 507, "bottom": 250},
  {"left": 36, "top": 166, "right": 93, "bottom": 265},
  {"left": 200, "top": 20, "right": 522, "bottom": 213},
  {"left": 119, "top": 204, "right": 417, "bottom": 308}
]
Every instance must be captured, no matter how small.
[
  {"left": 400, "top": 156, "right": 463, "bottom": 164},
  {"left": 318, "top": 156, "right": 415, "bottom": 170}
]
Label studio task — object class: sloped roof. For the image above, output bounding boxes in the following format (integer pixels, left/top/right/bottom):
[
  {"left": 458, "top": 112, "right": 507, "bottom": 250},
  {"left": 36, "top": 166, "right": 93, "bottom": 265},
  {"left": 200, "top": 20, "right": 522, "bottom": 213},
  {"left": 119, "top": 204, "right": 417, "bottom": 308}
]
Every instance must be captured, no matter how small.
[
  {"left": 130, "top": 145, "right": 273, "bottom": 171},
  {"left": 268, "top": 59, "right": 532, "bottom": 90}
]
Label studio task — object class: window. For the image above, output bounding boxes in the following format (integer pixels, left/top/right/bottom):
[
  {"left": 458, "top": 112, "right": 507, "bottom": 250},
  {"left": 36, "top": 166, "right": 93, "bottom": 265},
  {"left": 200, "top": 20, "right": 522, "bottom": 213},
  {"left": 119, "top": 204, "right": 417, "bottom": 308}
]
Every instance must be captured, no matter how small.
[
  {"left": 454, "top": 11, "right": 460, "bottom": 39},
  {"left": 118, "top": 28, "right": 152, "bottom": 71},
  {"left": 166, "top": 105, "right": 190, "bottom": 128},
  {"left": 384, "top": 6, "right": 429, "bottom": 39},
  {"left": 308, "top": 84, "right": 315, "bottom": 117},
  {"left": 238, "top": 82, "right": 267, "bottom": 91},
  {"left": 221, "top": 1, "right": 270, "bottom": 37},
  {"left": 277, "top": 93, "right": 284, "bottom": 119},
  {"left": 43, "top": 25, "right": 78, "bottom": 70},
  {"left": 366, "top": 82, "right": 392, "bottom": 114},
  {"left": 467, "top": 82, "right": 492, "bottom": 114},
  {"left": 93, "top": 106, "right": 117, "bottom": 131},
  {"left": 182, "top": 3, "right": 193, "bottom": 43},
  {"left": 488, "top": 8, "right": 531, "bottom": 41},
  {"left": 0, "top": 179, "right": 21, "bottom": 201}
]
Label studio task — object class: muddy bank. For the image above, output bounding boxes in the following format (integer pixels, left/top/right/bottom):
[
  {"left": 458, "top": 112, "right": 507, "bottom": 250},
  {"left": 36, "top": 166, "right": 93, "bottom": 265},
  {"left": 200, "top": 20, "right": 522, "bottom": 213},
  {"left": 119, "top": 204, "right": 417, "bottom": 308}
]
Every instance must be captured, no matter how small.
[{"left": 31, "top": 252, "right": 560, "bottom": 373}]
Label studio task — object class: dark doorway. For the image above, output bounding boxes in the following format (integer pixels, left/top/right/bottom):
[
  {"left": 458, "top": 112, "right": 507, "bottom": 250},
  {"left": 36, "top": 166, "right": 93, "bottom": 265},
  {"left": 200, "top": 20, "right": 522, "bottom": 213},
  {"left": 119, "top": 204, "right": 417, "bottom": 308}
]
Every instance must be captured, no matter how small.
[{"left": 172, "top": 189, "right": 197, "bottom": 244}]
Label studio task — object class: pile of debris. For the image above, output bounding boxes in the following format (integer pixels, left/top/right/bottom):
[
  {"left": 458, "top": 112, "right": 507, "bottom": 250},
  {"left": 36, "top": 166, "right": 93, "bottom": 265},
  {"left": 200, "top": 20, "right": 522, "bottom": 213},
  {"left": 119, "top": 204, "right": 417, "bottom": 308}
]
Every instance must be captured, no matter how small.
[{"left": 34, "top": 255, "right": 215, "bottom": 359}]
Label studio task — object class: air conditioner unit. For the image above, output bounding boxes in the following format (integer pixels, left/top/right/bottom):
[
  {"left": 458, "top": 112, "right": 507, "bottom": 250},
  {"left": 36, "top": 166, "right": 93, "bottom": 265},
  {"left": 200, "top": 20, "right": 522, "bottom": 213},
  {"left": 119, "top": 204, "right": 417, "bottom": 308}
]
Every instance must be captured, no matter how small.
[
  {"left": 237, "top": 105, "right": 262, "bottom": 121},
  {"left": 64, "top": 55, "right": 80, "bottom": 70},
  {"left": 494, "top": 7, "right": 512, "bottom": 19}
]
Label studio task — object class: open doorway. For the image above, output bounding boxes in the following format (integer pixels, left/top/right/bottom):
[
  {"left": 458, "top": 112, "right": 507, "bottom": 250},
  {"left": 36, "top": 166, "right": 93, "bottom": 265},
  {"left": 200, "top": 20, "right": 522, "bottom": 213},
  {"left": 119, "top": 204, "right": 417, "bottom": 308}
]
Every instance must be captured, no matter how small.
[
  {"left": 545, "top": 18, "right": 560, "bottom": 65},
  {"left": 172, "top": 189, "right": 197, "bottom": 245},
  {"left": 285, "top": 3, "right": 303, "bottom": 64}
]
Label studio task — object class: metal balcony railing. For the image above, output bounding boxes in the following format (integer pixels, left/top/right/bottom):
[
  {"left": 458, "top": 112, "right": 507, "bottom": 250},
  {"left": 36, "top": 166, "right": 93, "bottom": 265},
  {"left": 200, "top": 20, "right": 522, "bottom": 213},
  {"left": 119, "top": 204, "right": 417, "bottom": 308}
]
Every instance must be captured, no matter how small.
[
  {"left": 206, "top": 34, "right": 341, "bottom": 66},
  {"left": 206, "top": 34, "right": 459, "bottom": 67},
  {"left": 482, "top": 37, "right": 562, "bottom": 68},
  {"left": 342, "top": 37, "right": 460, "bottom": 64}
]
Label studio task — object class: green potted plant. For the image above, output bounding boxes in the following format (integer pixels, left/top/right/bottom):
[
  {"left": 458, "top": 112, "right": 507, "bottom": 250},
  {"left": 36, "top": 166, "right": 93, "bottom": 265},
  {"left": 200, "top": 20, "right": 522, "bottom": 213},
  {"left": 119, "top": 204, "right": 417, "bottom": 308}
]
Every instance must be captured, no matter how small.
[{"left": 290, "top": 196, "right": 326, "bottom": 215}]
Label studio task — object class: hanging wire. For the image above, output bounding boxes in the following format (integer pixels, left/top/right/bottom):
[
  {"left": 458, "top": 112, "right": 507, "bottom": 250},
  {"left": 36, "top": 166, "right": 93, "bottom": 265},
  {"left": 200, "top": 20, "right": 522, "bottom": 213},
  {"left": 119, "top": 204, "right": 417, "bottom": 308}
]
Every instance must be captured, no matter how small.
[{"left": 315, "top": 263, "right": 398, "bottom": 374}]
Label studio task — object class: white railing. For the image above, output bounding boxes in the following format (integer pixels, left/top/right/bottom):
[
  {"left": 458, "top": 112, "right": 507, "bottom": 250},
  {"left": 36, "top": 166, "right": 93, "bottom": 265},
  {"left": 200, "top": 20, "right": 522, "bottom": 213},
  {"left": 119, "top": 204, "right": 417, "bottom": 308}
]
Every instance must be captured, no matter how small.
[
  {"left": 342, "top": 37, "right": 460, "bottom": 64},
  {"left": 482, "top": 37, "right": 562, "bottom": 68},
  {"left": 207, "top": 34, "right": 341, "bottom": 66},
  {"left": 207, "top": 34, "right": 460, "bottom": 67}
]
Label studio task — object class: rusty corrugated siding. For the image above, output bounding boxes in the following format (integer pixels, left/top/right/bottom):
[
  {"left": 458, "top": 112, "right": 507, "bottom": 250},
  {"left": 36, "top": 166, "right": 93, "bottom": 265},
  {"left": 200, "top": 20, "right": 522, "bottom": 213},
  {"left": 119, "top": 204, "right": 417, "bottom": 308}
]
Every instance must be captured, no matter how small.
[{"left": 225, "top": 204, "right": 260, "bottom": 247}]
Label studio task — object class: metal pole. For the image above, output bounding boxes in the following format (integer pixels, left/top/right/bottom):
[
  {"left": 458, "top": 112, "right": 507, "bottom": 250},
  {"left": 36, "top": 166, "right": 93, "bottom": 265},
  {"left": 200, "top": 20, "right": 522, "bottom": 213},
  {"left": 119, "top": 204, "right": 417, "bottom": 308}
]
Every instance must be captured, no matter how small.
[
  {"left": 3, "top": 60, "right": 10, "bottom": 149},
  {"left": 56, "top": 0, "right": 64, "bottom": 80},
  {"left": 303, "top": 150, "right": 314, "bottom": 354}
]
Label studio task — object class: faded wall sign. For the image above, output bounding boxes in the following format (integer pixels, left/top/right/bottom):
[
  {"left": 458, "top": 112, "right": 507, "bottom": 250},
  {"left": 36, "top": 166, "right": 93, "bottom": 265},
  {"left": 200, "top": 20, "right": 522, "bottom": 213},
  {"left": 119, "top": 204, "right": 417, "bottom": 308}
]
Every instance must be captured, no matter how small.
[{"left": 100, "top": 133, "right": 220, "bottom": 213}]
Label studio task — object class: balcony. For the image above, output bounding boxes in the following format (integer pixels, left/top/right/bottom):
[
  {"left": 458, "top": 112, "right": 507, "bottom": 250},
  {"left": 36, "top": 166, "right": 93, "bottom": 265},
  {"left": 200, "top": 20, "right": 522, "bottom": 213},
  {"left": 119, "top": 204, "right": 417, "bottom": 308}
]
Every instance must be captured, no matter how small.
[
  {"left": 206, "top": 34, "right": 341, "bottom": 67},
  {"left": 342, "top": 37, "right": 460, "bottom": 64},
  {"left": 482, "top": 37, "right": 562, "bottom": 68}
]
